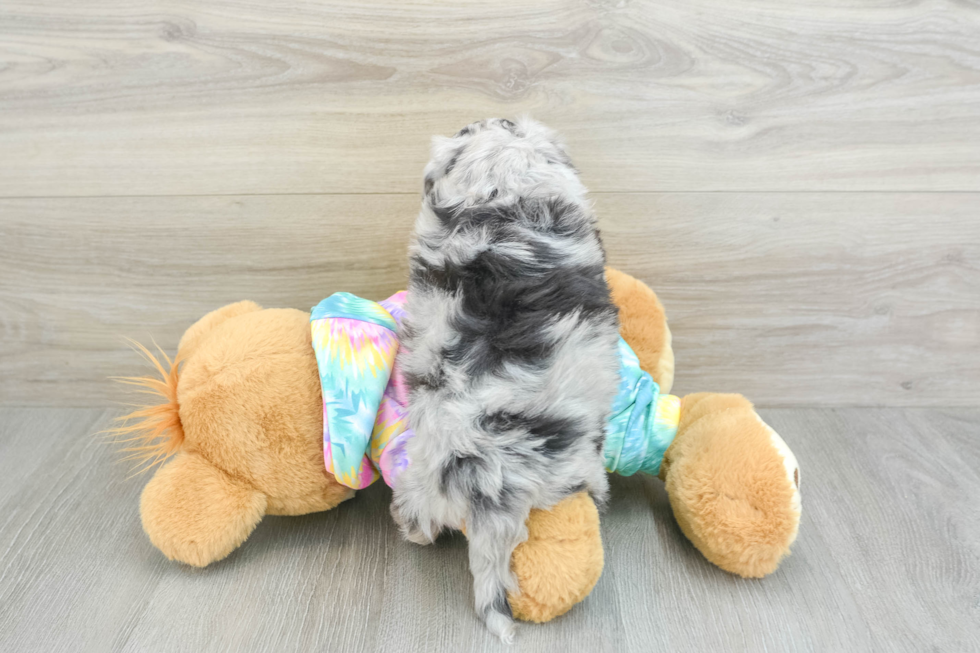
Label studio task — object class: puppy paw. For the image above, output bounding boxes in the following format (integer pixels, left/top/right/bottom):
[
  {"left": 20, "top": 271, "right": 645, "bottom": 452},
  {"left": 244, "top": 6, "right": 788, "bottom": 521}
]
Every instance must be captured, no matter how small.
[
  {"left": 390, "top": 502, "right": 439, "bottom": 545},
  {"left": 401, "top": 524, "right": 437, "bottom": 546}
]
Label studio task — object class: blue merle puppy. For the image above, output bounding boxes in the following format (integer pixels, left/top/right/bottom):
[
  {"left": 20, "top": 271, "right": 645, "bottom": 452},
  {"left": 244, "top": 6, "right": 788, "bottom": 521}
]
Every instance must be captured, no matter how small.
[{"left": 390, "top": 117, "right": 621, "bottom": 642}]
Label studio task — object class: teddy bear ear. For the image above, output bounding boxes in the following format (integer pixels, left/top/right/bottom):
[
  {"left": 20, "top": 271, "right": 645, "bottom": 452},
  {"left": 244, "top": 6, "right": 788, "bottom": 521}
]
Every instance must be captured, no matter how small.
[{"left": 140, "top": 451, "right": 267, "bottom": 567}]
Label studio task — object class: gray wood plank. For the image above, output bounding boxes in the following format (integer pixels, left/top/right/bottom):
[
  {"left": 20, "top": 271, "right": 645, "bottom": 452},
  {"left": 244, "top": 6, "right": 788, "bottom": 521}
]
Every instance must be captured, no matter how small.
[
  {"left": 0, "top": 408, "right": 162, "bottom": 653},
  {"left": 2, "top": 193, "right": 977, "bottom": 407},
  {"left": 1, "top": 1, "right": 979, "bottom": 196},
  {"left": 1, "top": 407, "right": 977, "bottom": 652},
  {"left": 600, "top": 192, "right": 980, "bottom": 407}
]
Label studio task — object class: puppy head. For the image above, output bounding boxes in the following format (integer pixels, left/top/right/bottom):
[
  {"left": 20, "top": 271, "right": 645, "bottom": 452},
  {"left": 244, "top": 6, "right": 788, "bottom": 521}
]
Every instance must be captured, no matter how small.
[{"left": 422, "top": 117, "right": 584, "bottom": 208}]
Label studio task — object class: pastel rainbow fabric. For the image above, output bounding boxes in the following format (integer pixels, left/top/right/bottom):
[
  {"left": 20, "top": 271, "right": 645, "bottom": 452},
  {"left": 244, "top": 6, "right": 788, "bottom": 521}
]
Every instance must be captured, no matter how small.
[
  {"left": 311, "top": 292, "right": 682, "bottom": 490},
  {"left": 310, "top": 291, "right": 411, "bottom": 489},
  {"left": 604, "top": 337, "right": 681, "bottom": 477}
]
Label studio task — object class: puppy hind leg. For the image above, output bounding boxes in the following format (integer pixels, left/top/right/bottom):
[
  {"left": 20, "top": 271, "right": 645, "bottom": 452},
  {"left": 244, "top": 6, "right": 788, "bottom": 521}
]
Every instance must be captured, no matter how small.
[
  {"left": 390, "top": 466, "right": 452, "bottom": 545},
  {"left": 390, "top": 491, "right": 443, "bottom": 545}
]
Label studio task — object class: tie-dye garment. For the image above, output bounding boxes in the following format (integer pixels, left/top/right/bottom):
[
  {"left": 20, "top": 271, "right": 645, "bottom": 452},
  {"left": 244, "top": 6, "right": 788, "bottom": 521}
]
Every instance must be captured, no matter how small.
[
  {"left": 311, "top": 293, "right": 681, "bottom": 490},
  {"left": 604, "top": 337, "right": 681, "bottom": 477},
  {"left": 310, "top": 291, "right": 411, "bottom": 489},
  {"left": 373, "top": 293, "right": 414, "bottom": 486}
]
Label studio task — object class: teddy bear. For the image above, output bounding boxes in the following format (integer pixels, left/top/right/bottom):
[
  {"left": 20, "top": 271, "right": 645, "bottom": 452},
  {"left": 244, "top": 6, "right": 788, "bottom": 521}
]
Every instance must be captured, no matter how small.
[{"left": 112, "top": 268, "right": 801, "bottom": 623}]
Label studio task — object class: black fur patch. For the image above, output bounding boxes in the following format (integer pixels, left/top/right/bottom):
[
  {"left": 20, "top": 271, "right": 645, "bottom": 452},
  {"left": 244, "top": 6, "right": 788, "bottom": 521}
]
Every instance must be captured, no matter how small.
[
  {"left": 409, "top": 198, "right": 617, "bottom": 378},
  {"left": 445, "top": 259, "right": 614, "bottom": 376},
  {"left": 404, "top": 368, "right": 445, "bottom": 392},
  {"left": 593, "top": 434, "right": 605, "bottom": 454},
  {"left": 481, "top": 411, "right": 587, "bottom": 457},
  {"left": 468, "top": 482, "right": 518, "bottom": 518},
  {"left": 439, "top": 451, "right": 484, "bottom": 492}
]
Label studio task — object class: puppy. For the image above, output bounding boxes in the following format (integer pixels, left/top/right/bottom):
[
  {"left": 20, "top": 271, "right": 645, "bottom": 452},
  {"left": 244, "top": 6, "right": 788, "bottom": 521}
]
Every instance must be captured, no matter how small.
[{"left": 391, "top": 118, "right": 621, "bottom": 642}]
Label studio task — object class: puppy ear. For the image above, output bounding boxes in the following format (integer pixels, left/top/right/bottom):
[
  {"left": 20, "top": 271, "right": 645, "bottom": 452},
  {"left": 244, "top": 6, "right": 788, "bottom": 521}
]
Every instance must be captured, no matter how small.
[{"left": 140, "top": 451, "right": 267, "bottom": 567}]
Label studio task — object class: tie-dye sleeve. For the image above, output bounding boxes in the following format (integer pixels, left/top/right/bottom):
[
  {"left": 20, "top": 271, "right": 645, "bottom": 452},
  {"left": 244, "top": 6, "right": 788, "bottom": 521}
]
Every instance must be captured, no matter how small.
[
  {"left": 374, "top": 291, "right": 414, "bottom": 487},
  {"left": 604, "top": 337, "right": 681, "bottom": 477},
  {"left": 311, "top": 293, "right": 400, "bottom": 489}
]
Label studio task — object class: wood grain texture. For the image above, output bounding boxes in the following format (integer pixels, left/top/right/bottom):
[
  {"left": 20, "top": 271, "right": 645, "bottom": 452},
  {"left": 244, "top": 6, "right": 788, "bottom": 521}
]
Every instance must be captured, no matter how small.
[
  {"left": 2, "top": 0, "right": 980, "bottom": 196},
  {"left": 0, "top": 194, "right": 415, "bottom": 406},
  {"left": 599, "top": 192, "right": 980, "bottom": 407},
  {"left": 0, "top": 407, "right": 977, "bottom": 652},
  {"left": 1, "top": 192, "right": 977, "bottom": 406}
]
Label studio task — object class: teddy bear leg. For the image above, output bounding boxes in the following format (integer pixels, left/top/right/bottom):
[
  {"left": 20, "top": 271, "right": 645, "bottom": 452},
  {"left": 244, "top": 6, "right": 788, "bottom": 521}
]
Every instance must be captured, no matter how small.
[
  {"left": 659, "top": 393, "right": 801, "bottom": 578},
  {"left": 140, "top": 451, "right": 267, "bottom": 567},
  {"left": 508, "top": 492, "right": 604, "bottom": 623}
]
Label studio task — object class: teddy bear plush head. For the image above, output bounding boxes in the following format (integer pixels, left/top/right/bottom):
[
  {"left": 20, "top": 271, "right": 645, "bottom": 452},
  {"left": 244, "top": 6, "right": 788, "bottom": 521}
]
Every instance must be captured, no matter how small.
[{"left": 112, "top": 301, "right": 352, "bottom": 567}]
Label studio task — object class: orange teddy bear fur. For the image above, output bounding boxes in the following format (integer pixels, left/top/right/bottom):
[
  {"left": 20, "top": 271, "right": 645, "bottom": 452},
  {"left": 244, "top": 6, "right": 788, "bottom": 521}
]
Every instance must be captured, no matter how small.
[{"left": 113, "top": 268, "right": 801, "bottom": 624}]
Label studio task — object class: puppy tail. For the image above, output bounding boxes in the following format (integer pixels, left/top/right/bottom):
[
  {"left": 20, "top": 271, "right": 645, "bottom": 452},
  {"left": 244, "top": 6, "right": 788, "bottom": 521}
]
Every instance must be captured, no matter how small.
[{"left": 467, "top": 512, "right": 524, "bottom": 644}]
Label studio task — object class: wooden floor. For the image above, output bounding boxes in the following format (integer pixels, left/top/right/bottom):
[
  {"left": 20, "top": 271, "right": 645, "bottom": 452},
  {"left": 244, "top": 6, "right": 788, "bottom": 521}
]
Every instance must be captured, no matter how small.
[{"left": 0, "top": 407, "right": 978, "bottom": 652}]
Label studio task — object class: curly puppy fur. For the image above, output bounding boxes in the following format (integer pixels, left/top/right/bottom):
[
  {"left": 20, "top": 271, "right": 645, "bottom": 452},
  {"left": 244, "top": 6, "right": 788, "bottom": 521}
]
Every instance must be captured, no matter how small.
[{"left": 391, "top": 118, "right": 621, "bottom": 642}]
